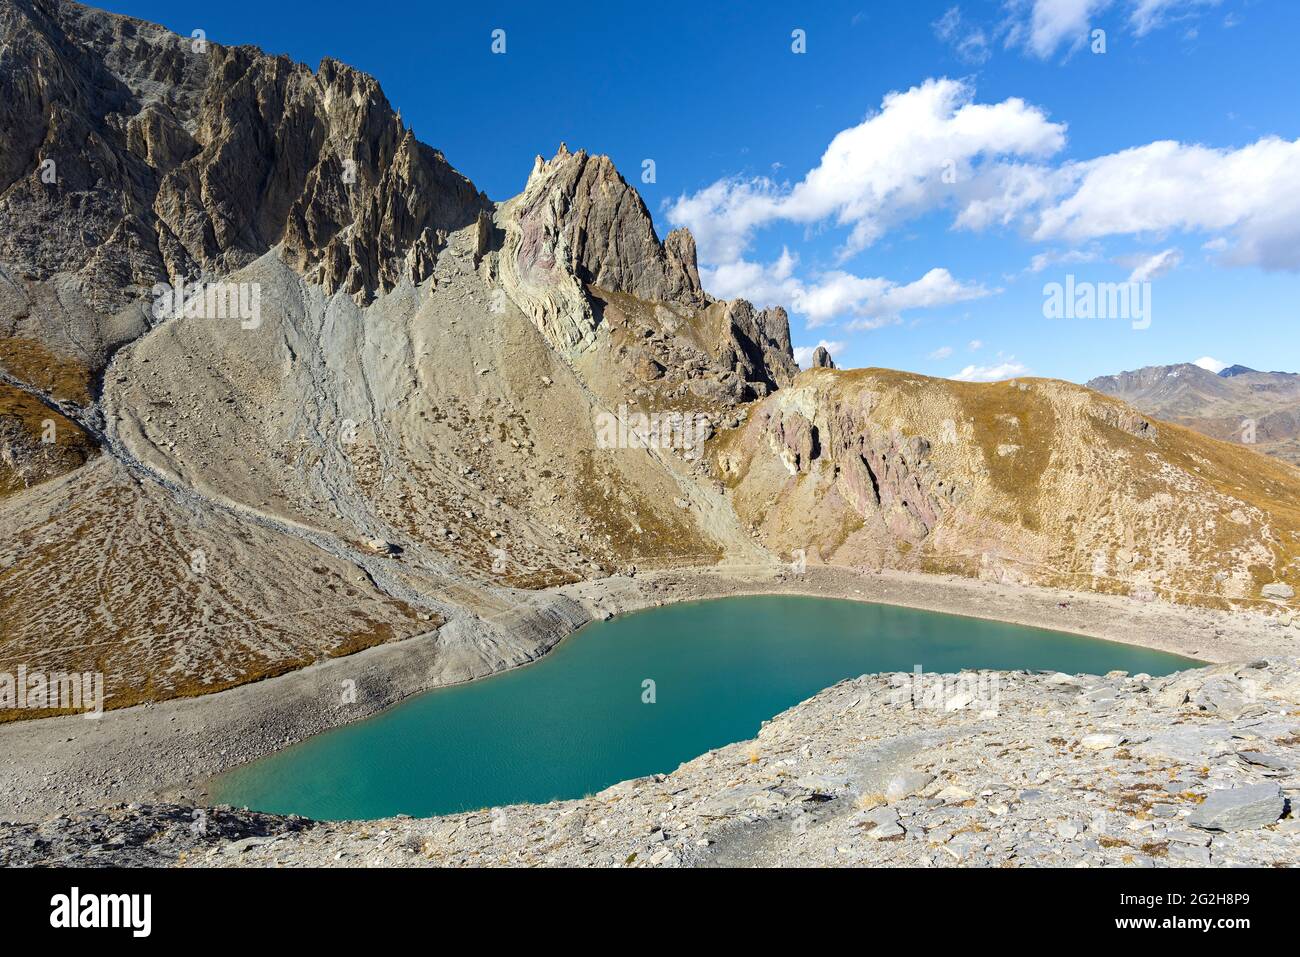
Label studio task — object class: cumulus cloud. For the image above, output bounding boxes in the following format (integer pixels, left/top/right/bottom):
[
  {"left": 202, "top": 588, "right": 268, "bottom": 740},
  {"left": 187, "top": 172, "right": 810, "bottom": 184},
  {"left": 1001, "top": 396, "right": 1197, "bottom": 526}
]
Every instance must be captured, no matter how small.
[
  {"left": 1192, "top": 355, "right": 1227, "bottom": 373},
  {"left": 700, "top": 247, "right": 801, "bottom": 307},
  {"left": 1124, "top": 247, "right": 1183, "bottom": 282},
  {"left": 668, "top": 78, "right": 1066, "bottom": 264},
  {"left": 793, "top": 340, "right": 847, "bottom": 366},
  {"left": 700, "top": 253, "right": 992, "bottom": 329},
  {"left": 929, "top": 345, "right": 955, "bottom": 360},
  {"left": 670, "top": 75, "right": 1296, "bottom": 350},
  {"left": 673, "top": 78, "right": 1300, "bottom": 278},
  {"left": 1032, "top": 137, "right": 1300, "bottom": 270},
  {"left": 968, "top": 339, "right": 984, "bottom": 350},
  {"left": 841, "top": 268, "right": 994, "bottom": 330},
  {"left": 951, "top": 357, "right": 1031, "bottom": 381}
]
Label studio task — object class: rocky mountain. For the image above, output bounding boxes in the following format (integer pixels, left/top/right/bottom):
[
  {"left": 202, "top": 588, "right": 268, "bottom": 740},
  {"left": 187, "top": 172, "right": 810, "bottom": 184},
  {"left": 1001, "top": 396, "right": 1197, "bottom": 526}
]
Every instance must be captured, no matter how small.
[
  {"left": 1087, "top": 362, "right": 1300, "bottom": 465},
  {"left": 0, "top": 0, "right": 795, "bottom": 717},
  {"left": 2, "top": 1, "right": 1299, "bottom": 721}
]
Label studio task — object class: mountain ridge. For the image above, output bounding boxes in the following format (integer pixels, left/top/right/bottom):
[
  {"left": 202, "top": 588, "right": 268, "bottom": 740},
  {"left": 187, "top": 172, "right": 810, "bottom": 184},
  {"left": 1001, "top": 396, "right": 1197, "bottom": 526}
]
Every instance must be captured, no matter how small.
[{"left": 1087, "top": 361, "right": 1300, "bottom": 465}]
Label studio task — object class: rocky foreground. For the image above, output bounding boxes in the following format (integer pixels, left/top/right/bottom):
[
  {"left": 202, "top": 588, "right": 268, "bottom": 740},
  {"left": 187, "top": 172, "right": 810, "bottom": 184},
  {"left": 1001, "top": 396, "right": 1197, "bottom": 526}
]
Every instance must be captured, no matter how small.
[{"left": 3, "top": 657, "right": 1297, "bottom": 868}]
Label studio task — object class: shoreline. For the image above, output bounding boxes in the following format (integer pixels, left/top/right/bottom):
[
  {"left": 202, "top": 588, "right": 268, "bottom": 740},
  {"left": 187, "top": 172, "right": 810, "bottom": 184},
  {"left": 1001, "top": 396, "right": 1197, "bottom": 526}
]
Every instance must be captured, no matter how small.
[{"left": 1, "top": 563, "right": 1296, "bottom": 823}]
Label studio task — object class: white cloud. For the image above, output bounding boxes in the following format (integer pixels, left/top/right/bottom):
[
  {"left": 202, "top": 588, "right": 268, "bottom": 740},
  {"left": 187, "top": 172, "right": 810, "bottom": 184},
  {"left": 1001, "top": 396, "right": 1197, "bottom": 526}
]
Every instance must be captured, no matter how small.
[
  {"left": 688, "top": 85, "right": 1300, "bottom": 274},
  {"left": 668, "top": 78, "right": 1066, "bottom": 264},
  {"left": 1004, "top": 0, "right": 1112, "bottom": 59},
  {"left": 701, "top": 247, "right": 801, "bottom": 307},
  {"left": 841, "top": 268, "right": 993, "bottom": 329},
  {"left": 934, "top": 6, "right": 992, "bottom": 63},
  {"left": 701, "top": 256, "right": 993, "bottom": 329},
  {"left": 951, "top": 358, "right": 1031, "bottom": 381},
  {"left": 1124, "top": 247, "right": 1182, "bottom": 282},
  {"left": 1032, "top": 137, "right": 1300, "bottom": 270},
  {"left": 968, "top": 339, "right": 984, "bottom": 350},
  {"left": 674, "top": 79, "right": 1300, "bottom": 278},
  {"left": 1129, "top": 0, "right": 1221, "bottom": 36},
  {"left": 1192, "top": 355, "right": 1227, "bottom": 373},
  {"left": 793, "top": 340, "right": 847, "bottom": 366},
  {"left": 1001, "top": 1, "right": 1222, "bottom": 58},
  {"left": 672, "top": 76, "right": 1298, "bottom": 346},
  {"left": 1028, "top": 245, "right": 1102, "bottom": 272},
  {"left": 929, "top": 345, "right": 955, "bottom": 360}
]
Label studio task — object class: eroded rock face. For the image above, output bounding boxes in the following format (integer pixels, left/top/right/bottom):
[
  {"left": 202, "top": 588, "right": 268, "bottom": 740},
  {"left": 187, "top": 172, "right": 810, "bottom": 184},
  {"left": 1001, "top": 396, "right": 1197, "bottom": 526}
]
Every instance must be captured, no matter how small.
[
  {"left": 766, "top": 408, "right": 820, "bottom": 474},
  {"left": 758, "top": 400, "right": 954, "bottom": 546},
  {"left": 714, "top": 299, "right": 798, "bottom": 394},
  {"left": 0, "top": 0, "right": 488, "bottom": 314},
  {"left": 497, "top": 145, "right": 711, "bottom": 356}
]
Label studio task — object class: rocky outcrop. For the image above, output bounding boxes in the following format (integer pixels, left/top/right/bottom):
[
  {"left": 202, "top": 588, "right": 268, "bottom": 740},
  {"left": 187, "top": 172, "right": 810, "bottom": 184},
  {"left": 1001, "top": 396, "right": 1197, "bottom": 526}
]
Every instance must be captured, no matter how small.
[
  {"left": 757, "top": 399, "right": 954, "bottom": 546},
  {"left": 712, "top": 299, "right": 798, "bottom": 394},
  {"left": 4, "top": 656, "right": 1295, "bottom": 867},
  {"left": 495, "top": 145, "right": 708, "bottom": 354},
  {"left": 510, "top": 146, "right": 705, "bottom": 307},
  {"left": 811, "top": 345, "right": 835, "bottom": 369},
  {"left": 495, "top": 144, "right": 797, "bottom": 397}
]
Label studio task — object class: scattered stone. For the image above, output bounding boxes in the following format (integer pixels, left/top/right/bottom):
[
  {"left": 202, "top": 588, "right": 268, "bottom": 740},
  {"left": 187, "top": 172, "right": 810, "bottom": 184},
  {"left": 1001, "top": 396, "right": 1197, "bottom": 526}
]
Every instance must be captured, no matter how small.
[
  {"left": 1168, "top": 843, "right": 1211, "bottom": 865},
  {"left": 934, "top": 786, "right": 974, "bottom": 805},
  {"left": 1236, "top": 751, "right": 1291, "bottom": 772}
]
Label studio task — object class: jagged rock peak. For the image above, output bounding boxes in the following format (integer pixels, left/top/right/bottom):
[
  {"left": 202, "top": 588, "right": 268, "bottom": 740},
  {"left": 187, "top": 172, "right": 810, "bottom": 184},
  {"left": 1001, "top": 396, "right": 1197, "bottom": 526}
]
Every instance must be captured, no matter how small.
[
  {"left": 518, "top": 145, "right": 707, "bottom": 307},
  {"left": 811, "top": 345, "right": 836, "bottom": 369}
]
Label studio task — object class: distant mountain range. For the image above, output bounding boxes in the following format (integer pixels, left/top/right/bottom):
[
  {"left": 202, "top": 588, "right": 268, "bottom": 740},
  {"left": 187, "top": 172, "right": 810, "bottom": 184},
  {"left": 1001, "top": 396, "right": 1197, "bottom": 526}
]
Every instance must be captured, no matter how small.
[{"left": 1087, "top": 363, "right": 1300, "bottom": 465}]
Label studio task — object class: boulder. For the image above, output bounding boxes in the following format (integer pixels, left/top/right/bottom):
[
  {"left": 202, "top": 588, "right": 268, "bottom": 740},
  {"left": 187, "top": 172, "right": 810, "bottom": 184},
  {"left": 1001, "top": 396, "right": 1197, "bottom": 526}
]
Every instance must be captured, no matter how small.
[
  {"left": 885, "top": 771, "right": 934, "bottom": 801},
  {"left": 1187, "top": 783, "right": 1285, "bottom": 831}
]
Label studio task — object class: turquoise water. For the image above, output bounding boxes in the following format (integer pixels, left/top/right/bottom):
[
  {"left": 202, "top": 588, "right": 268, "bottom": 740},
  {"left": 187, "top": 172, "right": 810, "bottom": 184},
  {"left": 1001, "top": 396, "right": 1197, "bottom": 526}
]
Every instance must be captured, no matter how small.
[{"left": 212, "top": 595, "right": 1198, "bottom": 821}]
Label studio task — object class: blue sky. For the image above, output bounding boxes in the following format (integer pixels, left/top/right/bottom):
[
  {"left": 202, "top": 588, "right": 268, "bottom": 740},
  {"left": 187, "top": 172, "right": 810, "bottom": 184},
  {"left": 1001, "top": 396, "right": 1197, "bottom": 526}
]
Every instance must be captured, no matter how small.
[{"left": 103, "top": 0, "right": 1300, "bottom": 382}]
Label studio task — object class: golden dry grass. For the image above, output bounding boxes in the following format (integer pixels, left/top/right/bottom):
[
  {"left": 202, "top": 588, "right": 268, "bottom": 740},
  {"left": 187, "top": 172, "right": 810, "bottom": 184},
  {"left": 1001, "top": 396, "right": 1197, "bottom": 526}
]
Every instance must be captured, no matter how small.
[{"left": 0, "top": 337, "right": 94, "bottom": 405}]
